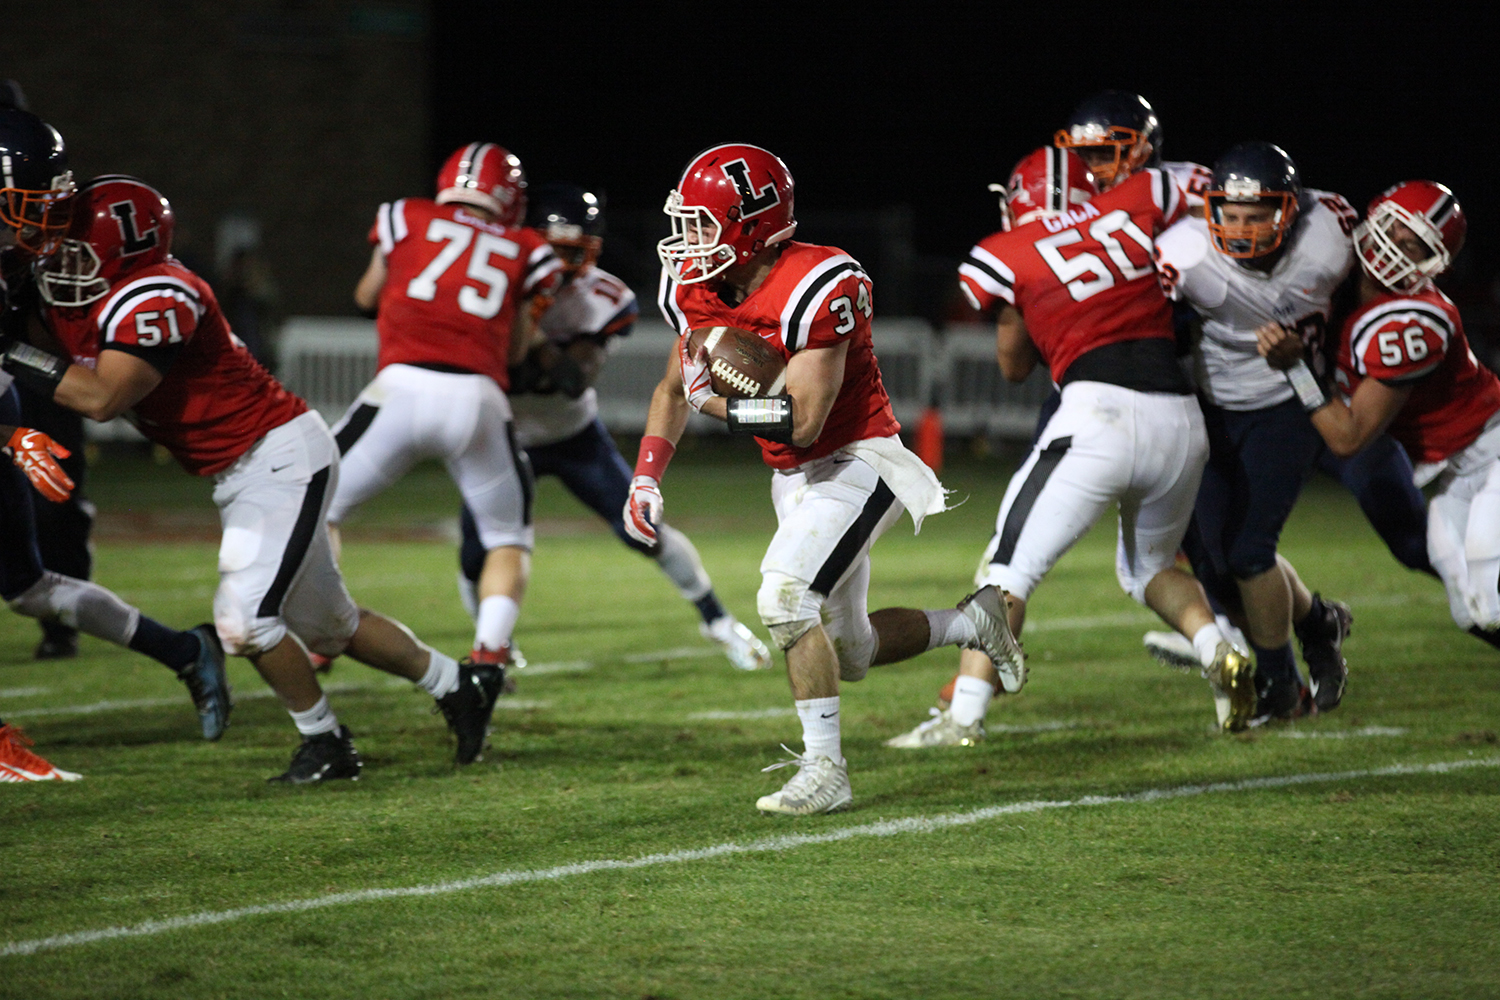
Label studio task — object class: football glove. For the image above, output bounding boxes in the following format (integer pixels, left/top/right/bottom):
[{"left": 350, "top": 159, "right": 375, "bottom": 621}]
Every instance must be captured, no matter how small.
[
  {"left": 679, "top": 337, "right": 715, "bottom": 412},
  {"left": 624, "top": 475, "right": 663, "bottom": 546},
  {"left": 6, "top": 427, "right": 73, "bottom": 502}
]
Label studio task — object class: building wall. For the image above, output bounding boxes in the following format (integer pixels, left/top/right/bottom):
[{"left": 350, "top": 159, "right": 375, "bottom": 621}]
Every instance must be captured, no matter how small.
[{"left": 2, "top": 2, "right": 429, "bottom": 317}]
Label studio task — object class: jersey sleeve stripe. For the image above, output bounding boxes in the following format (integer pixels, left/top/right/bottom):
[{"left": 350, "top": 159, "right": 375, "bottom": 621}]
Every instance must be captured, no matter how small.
[
  {"left": 964, "top": 246, "right": 1015, "bottom": 288},
  {"left": 1348, "top": 301, "right": 1454, "bottom": 375},
  {"left": 391, "top": 199, "right": 408, "bottom": 242},
  {"left": 779, "top": 255, "right": 864, "bottom": 351},
  {"left": 521, "top": 249, "right": 563, "bottom": 295},
  {"left": 375, "top": 203, "right": 395, "bottom": 254},
  {"left": 959, "top": 262, "right": 1015, "bottom": 305},
  {"left": 958, "top": 281, "right": 984, "bottom": 312},
  {"left": 657, "top": 267, "right": 687, "bottom": 335},
  {"left": 97, "top": 277, "right": 204, "bottom": 340},
  {"left": 785, "top": 260, "right": 865, "bottom": 351}
]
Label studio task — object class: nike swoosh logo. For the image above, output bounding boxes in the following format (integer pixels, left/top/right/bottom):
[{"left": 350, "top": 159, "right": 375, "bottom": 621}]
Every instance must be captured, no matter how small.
[
  {"left": 270, "top": 464, "right": 292, "bottom": 473},
  {"left": 644, "top": 450, "right": 654, "bottom": 462},
  {"left": 820, "top": 712, "right": 838, "bottom": 719}
]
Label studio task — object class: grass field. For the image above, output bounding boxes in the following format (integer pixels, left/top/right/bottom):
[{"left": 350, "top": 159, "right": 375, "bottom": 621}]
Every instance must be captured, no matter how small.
[{"left": 3, "top": 442, "right": 1499, "bottom": 999}]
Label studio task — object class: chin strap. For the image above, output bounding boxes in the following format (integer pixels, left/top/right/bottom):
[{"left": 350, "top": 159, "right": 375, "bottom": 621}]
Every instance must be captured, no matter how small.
[{"left": 726, "top": 395, "right": 794, "bottom": 444}]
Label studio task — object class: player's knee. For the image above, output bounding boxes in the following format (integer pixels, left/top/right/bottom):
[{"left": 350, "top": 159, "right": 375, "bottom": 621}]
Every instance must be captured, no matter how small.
[
  {"left": 6, "top": 572, "right": 58, "bottom": 619},
  {"left": 1227, "top": 539, "right": 1278, "bottom": 581},
  {"left": 301, "top": 603, "right": 359, "bottom": 659},
  {"left": 830, "top": 625, "right": 874, "bottom": 682},
  {"left": 757, "top": 571, "right": 823, "bottom": 650},
  {"left": 215, "top": 611, "right": 287, "bottom": 658},
  {"left": 1115, "top": 565, "right": 1153, "bottom": 605}
]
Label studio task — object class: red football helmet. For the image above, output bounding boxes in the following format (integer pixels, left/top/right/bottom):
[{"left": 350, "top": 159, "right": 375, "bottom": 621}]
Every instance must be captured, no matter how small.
[
  {"left": 657, "top": 143, "right": 797, "bottom": 284},
  {"left": 36, "top": 175, "right": 174, "bottom": 307},
  {"left": 999, "top": 147, "right": 1099, "bottom": 231},
  {"left": 434, "top": 142, "right": 526, "bottom": 225},
  {"left": 1354, "top": 180, "right": 1466, "bottom": 293}
]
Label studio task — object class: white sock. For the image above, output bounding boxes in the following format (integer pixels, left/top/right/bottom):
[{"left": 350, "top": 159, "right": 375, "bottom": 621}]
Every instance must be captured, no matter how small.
[
  {"left": 417, "top": 648, "right": 461, "bottom": 699},
  {"left": 925, "top": 609, "right": 977, "bottom": 650},
  {"left": 289, "top": 695, "right": 339, "bottom": 737},
  {"left": 1192, "top": 622, "right": 1226, "bottom": 668},
  {"left": 475, "top": 595, "right": 521, "bottom": 652},
  {"left": 795, "top": 696, "right": 842, "bottom": 765},
  {"left": 950, "top": 674, "right": 994, "bottom": 727}
]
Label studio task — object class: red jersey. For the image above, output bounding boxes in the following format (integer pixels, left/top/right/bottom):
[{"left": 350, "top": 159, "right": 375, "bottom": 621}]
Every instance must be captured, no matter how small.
[
  {"left": 1336, "top": 285, "right": 1500, "bottom": 464},
  {"left": 370, "top": 198, "right": 562, "bottom": 388},
  {"left": 44, "top": 260, "right": 306, "bottom": 475},
  {"left": 958, "top": 169, "right": 1185, "bottom": 384},
  {"left": 657, "top": 241, "right": 899, "bottom": 469}
]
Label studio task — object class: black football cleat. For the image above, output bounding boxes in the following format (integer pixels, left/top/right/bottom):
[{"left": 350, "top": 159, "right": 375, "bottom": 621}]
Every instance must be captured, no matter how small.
[
  {"left": 268, "top": 725, "right": 362, "bottom": 784},
  {"left": 34, "top": 620, "right": 79, "bottom": 660},
  {"left": 178, "top": 624, "right": 233, "bottom": 740},
  {"left": 1296, "top": 593, "right": 1352, "bottom": 712},
  {"left": 438, "top": 661, "right": 505, "bottom": 765}
]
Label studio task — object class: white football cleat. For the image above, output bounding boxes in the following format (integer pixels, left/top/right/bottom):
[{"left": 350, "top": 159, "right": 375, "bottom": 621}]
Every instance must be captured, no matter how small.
[
  {"left": 702, "top": 616, "right": 773, "bottom": 671},
  {"left": 884, "top": 708, "right": 984, "bottom": 748},
  {"left": 1144, "top": 630, "right": 1199, "bottom": 671},
  {"left": 958, "top": 586, "right": 1026, "bottom": 693},
  {"left": 755, "top": 746, "right": 852, "bottom": 815}
]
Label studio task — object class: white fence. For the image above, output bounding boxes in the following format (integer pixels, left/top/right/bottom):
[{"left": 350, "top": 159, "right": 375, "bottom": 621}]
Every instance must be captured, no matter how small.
[{"left": 88, "top": 316, "right": 1052, "bottom": 442}]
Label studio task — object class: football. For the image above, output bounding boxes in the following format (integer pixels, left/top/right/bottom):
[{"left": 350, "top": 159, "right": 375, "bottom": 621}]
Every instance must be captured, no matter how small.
[{"left": 685, "top": 326, "right": 787, "bottom": 399}]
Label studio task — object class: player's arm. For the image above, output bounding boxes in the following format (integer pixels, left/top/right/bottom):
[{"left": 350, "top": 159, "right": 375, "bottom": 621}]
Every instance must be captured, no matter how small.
[
  {"left": 1305, "top": 379, "right": 1410, "bottom": 458},
  {"left": 1257, "top": 320, "right": 1409, "bottom": 456},
  {"left": 55, "top": 349, "right": 164, "bottom": 422},
  {"left": 2, "top": 338, "right": 163, "bottom": 423},
  {"left": 995, "top": 305, "right": 1038, "bottom": 382},
  {"left": 353, "top": 246, "right": 386, "bottom": 316}
]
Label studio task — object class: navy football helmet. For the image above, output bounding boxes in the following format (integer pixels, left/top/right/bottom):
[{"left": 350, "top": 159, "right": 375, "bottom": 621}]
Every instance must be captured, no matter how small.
[
  {"left": 527, "top": 182, "right": 604, "bottom": 272},
  {"left": 1054, "top": 90, "right": 1163, "bottom": 188},
  {"left": 1205, "top": 141, "right": 1302, "bottom": 259},
  {"left": 0, "top": 108, "right": 75, "bottom": 255}
]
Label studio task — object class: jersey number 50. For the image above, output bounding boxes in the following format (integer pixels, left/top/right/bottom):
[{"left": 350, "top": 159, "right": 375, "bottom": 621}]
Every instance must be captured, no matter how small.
[
  {"left": 1034, "top": 209, "right": 1155, "bottom": 303},
  {"left": 406, "top": 219, "right": 519, "bottom": 320}
]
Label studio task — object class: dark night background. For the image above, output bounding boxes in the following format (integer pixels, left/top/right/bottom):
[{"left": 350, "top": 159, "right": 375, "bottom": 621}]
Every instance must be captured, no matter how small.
[
  {"left": 426, "top": 2, "right": 1500, "bottom": 346},
  {"left": 6, "top": 3, "right": 1499, "bottom": 339}
]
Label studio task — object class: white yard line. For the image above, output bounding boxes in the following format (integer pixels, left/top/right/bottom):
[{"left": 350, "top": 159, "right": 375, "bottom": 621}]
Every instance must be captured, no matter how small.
[
  {"left": 989, "top": 720, "right": 1080, "bottom": 733},
  {"left": 1276, "top": 726, "right": 1409, "bottom": 739},
  {"left": 688, "top": 708, "right": 798, "bottom": 720},
  {"left": 0, "top": 687, "right": 50, "bottom": 698},
  {"left": 4, "top": 755, "right": 1494, "bottom": 958}
]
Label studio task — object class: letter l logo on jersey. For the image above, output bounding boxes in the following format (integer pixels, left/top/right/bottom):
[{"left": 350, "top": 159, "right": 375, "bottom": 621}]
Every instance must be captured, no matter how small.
[{"left": 720, "top": 159, "right": 780, "bottom": 218}]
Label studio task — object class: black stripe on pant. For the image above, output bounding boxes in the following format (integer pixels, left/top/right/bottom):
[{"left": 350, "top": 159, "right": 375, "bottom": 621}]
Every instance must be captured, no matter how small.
[
  {"left": 809, "top": 480, "right": 897, "bottom": 597},
  {"left": 506, "top": 422, "right": 535, "bottom": 527},
  {"left": 992, "top": 436, "right": 1073, "bottom": 566},
  {"left": 256, "top": 466, "right": 331, "bottom": 618},
  {"left": 334, "top": 404, "right": 379, "bottom": 456}
]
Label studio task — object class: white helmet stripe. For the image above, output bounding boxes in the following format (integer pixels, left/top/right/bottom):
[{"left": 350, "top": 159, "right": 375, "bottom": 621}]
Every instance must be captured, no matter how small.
[{"left": 1428, "top": 191, "right": 1456, "bottom": 228}]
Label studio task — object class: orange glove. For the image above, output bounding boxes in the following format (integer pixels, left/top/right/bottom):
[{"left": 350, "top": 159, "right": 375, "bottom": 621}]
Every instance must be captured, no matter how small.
[{"left": 6, "top": 427, "right": 74, "bottom": 503}]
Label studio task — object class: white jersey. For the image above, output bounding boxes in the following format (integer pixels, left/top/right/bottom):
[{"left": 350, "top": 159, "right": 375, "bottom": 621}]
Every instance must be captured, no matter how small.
[
  {"left": 1155, "top": 189, "right": 1355, "bottom": 410},
  {"left": 510, "top": 266, "right": 638, "bottom": 448},
  {"left": 1163, "top": 160, "right": 1213, "bottom": 212}
]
